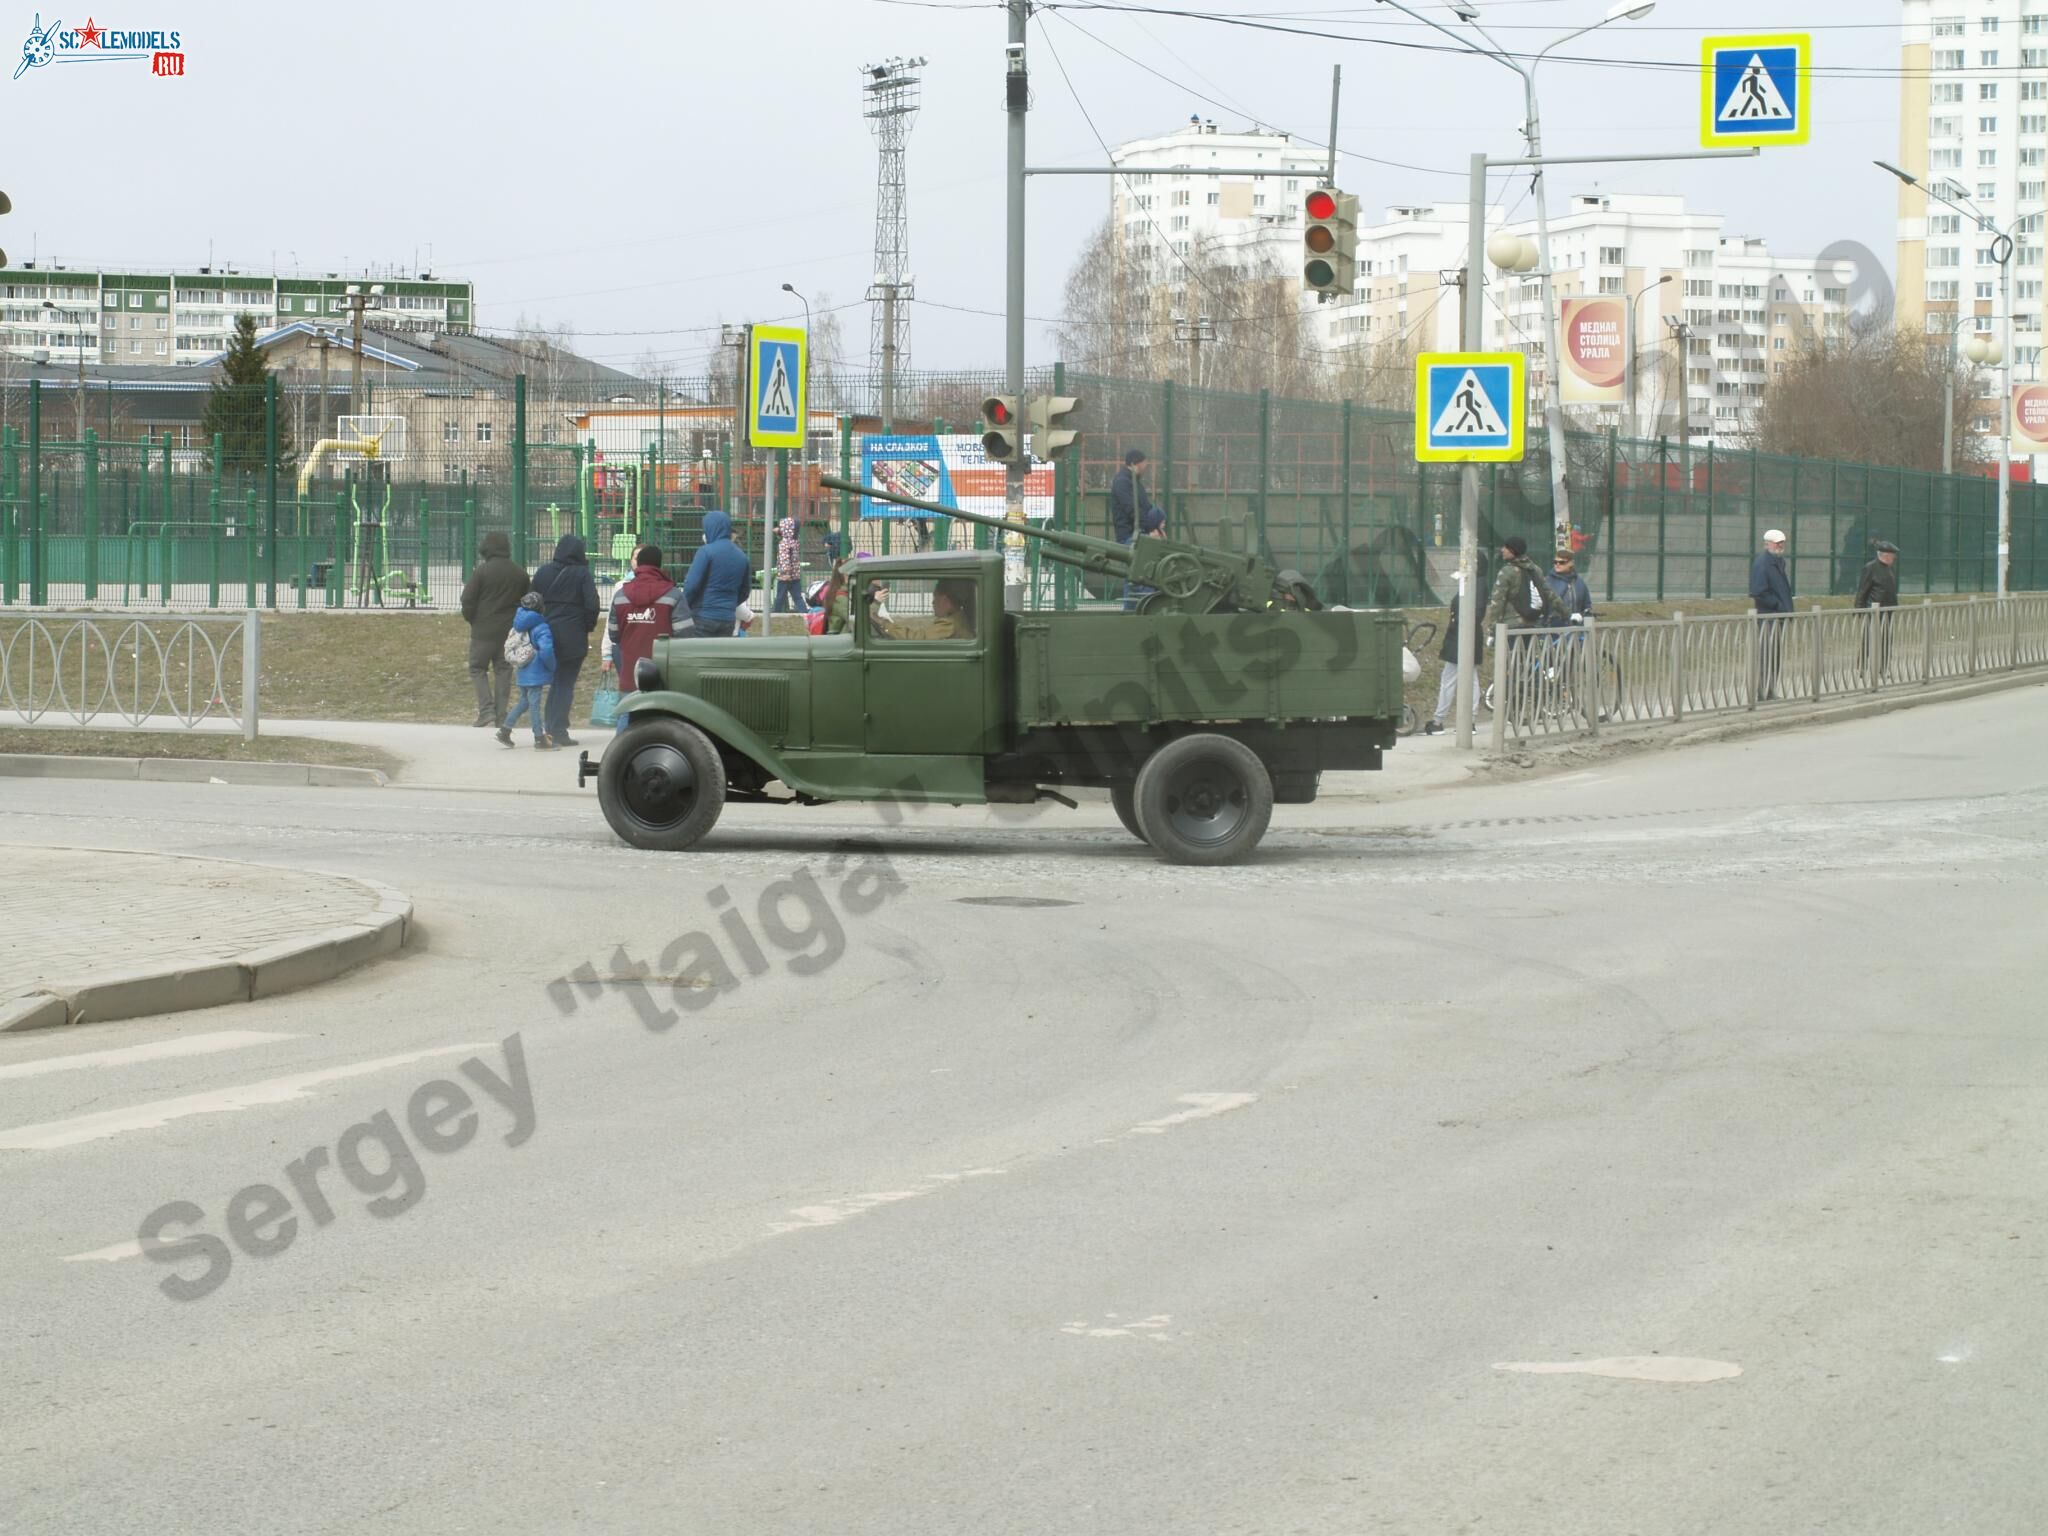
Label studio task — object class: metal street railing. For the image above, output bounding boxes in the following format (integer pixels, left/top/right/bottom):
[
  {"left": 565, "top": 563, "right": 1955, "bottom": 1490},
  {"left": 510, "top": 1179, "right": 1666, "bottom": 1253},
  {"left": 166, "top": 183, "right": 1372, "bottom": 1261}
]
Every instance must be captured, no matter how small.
[
  {"left": 0, "top": 610, "right": 259, "bottom": 739},
  {"left": 1490, "top": 595, "right": 2048, "bottom": 749}
]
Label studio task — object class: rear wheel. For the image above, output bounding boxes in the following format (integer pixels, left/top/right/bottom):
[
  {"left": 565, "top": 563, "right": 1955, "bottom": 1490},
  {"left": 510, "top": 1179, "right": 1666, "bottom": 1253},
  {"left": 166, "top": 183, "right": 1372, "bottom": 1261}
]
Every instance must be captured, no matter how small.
[
  {"left": 1131, "top": 733, "right": 1274, "bottom": 866},
  {"left": 598, "top": 717, "right": 727, "bottom": 851},
  {"left": 1109, "top": 783, "right": 1147, "bottom": 843}
]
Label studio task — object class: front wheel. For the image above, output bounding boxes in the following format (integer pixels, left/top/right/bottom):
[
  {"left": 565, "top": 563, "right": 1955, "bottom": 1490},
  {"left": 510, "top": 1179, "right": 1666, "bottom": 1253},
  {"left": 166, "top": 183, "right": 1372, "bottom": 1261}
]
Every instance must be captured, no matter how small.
[
  {"left": 1131, "top": 733, "right": 1274, "bottom": 866},
  {"left": 598, "top": 717, "right": 727, "bottom": 851}
]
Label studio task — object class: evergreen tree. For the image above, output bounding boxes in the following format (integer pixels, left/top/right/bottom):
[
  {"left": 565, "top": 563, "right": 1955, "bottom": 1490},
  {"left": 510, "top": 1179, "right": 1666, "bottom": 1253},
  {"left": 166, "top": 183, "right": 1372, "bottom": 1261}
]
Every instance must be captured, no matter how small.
[{"left": 201, "top": 313, "right": 293, "bottom": 472}]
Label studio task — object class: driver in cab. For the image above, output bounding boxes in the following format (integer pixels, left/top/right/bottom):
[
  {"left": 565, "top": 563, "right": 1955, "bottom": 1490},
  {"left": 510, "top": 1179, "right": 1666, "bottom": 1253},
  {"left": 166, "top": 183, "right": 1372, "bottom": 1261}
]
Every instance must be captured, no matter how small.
[{"left": 870, "top": 577, "right": 976, "bottom": 641}]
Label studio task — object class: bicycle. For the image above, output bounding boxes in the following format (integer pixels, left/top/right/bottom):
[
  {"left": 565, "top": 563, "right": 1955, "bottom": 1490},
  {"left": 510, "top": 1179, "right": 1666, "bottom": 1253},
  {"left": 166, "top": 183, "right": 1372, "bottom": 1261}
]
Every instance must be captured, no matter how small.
[
  {"left": 1483, "top": 624, "right": 1621, "bottom": 727},
  {"left": 1397, "top": 619, "right": 1439, "bottom": 736}
]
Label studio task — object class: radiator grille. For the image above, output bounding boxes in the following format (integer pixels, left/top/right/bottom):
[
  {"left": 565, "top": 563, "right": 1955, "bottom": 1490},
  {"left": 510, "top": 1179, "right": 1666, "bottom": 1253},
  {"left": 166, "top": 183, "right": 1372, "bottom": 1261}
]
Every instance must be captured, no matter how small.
[{"left": 695, "top": 672, "right": 790, "bottom": 739}]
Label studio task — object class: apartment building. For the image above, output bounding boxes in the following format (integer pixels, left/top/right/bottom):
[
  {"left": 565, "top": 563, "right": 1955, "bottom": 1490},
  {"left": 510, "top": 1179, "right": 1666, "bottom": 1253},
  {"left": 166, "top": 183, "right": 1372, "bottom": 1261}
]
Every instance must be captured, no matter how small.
[
  {"left": 1321, "top": 193, "right": 1849, "bottom": 443},
  {"left": 0, "top": 268, "right": 475, "bottom": 367},
  {"left": 1896, "top": 0, "right": 2048, "bottom": 439}
]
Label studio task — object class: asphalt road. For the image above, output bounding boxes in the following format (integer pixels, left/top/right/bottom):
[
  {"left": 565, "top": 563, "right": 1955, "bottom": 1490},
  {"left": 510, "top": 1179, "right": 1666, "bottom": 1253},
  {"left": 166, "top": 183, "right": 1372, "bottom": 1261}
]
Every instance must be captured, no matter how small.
[{"left": 4, "top": 691, "right": 2046, "bottom": 1535}]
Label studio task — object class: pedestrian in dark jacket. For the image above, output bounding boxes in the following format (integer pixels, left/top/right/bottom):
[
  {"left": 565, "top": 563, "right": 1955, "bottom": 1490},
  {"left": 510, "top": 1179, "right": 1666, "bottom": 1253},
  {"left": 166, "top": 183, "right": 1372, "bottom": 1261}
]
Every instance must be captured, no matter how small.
[
  {"left": 608, "top": 544, "right": 694, "bottom": 696},
  {"left": 1546, "top": 547, "right": 1594, "bottom": 622},
  {"left": 1856, "top": 539, "right": 1901, "bottom": 680},
  {"left": 497, "top": 594, "right": 557, "bottom": 749},
  {"left": 683, "top": 509, "right": 755, "bottom": 637},
  {"left": 1109, "top": 449, "right": 1155, "bottom": 545},
  {"left": 1750, "top": 529, "right": 1793, "bottom": 700},
  {"left": 459, "top": 529, "right": 528, "bottom": 728},
  {"left": 530, "top": 532, "right": 599, "bottom": 746}
]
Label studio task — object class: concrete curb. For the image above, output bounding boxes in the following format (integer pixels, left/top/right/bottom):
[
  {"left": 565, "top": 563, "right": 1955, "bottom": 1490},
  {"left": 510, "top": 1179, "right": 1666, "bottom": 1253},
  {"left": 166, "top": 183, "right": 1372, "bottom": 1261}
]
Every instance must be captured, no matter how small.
[
  {"left": 1, "top": 860, "right": 413, "bottom": 1033},
  {"left": 0, "top": 754, "right": 387, "bottom": 787}
]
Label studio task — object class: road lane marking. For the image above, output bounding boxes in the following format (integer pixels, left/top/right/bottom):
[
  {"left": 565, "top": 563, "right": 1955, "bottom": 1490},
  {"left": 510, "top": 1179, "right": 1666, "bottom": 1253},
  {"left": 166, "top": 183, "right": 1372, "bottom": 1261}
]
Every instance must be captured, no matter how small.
[
  {"left": 1494, "top": 1357, "right": 1742, "bottom": 1383},
  {"left": 62, "top": 1239, "right": 144, "bottom": 1263},
  {"left": 0, "top": 1044, "right": 489, "bottom": 1152},
  {"left": 0, "top": 1031, "right": 297, "bottom": 1083},
  {"left": 769, "top": 1092, "right": 1260, "bottom": 1236}
]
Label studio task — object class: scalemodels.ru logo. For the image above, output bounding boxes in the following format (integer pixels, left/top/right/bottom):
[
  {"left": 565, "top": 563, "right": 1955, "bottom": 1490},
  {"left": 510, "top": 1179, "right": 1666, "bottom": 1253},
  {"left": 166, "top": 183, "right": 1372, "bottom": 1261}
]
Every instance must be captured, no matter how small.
[{"left": 13, "top": 13, "right": 185, "bottom": 80}]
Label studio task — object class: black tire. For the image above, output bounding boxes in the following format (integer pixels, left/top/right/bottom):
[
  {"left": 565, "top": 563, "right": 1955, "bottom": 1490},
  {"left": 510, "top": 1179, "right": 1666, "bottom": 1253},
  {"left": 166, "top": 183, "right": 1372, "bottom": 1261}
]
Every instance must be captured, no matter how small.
[
  {"left": 1131, "top": 733, "right": 1274, "bottom": 866},
  {"left": 597, "top": 717, "right": 727, "bottom": 851},
  {"left": 1110, "top": 783, "right": 1147, "bottom": 843}
]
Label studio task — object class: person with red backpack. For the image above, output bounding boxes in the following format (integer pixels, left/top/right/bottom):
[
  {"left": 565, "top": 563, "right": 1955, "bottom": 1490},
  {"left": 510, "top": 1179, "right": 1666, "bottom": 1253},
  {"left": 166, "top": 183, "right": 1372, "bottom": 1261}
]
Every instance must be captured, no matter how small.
[{"left": 607, "top": 544, "right": 695, "bottom": 707}]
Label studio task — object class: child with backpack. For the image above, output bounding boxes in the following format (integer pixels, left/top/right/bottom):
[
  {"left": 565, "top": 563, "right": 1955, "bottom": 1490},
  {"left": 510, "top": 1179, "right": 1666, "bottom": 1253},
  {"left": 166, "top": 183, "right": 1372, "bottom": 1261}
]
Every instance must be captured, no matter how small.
[{"left": 497, "top": 593, "right": 558, "bottom": 749}]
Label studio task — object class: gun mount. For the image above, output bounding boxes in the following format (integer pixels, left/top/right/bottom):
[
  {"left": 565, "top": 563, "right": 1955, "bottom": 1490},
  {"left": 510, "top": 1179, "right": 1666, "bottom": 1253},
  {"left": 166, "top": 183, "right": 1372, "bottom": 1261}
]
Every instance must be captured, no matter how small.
[{"left": 819, "top": 474, "right": 1317, "bottom": 615}]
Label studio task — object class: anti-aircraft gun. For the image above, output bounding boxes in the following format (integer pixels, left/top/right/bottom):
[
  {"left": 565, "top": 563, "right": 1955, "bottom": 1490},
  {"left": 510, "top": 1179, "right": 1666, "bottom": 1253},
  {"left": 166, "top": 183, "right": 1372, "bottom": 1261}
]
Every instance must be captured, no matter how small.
[{"left": 818, "top": 475, "right": 1321, "bottom": 614}]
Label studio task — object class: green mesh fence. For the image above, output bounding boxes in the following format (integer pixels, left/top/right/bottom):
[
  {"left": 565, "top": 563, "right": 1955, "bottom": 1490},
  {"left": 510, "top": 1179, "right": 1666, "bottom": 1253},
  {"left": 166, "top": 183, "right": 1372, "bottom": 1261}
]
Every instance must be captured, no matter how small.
[{"left": 2, "top": 367, "right": 2042, "bottom": 611}]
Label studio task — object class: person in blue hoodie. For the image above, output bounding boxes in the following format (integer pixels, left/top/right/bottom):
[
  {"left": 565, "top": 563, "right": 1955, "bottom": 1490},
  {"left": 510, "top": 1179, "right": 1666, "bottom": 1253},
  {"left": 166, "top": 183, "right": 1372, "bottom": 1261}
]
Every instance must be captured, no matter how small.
[
  {"left": 683, "top": 509, "right": 755, "bottom": 638},
  {"left": 497, "top": 593, "right": 558, "bottom": 749}
]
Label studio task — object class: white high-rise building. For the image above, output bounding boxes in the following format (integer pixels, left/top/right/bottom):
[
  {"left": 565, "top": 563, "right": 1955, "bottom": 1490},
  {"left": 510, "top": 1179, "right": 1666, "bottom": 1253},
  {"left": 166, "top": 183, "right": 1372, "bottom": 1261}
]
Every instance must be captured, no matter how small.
[
  {"left": 1108, "top": 118, "right": 1326, "bottom": 306},
  {"left": 1896, "top": 0, "right": 2048, "bottom": 441},
  {"left": 1318, "top": 193, "right": 1849, "bottom": 443}
]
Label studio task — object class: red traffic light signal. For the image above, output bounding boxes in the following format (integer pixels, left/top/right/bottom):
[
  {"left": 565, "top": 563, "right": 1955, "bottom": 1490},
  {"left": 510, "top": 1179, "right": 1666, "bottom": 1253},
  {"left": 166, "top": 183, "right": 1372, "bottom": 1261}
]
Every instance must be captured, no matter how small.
[
  {"left": 1305, "top": 189, "right": 1336, "bottom": 221},
  {"left": 987, "top": 398, "right": 1013, "bottom": 426}
]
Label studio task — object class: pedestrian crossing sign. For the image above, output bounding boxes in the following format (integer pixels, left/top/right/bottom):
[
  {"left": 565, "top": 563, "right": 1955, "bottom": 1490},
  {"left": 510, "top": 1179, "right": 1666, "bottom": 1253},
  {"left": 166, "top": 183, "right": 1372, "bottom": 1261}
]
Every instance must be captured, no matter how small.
[
  {"left": 749, "top": 325, "right": 808, "bottom": 449},
  {"left": 1702, "top": 34, "right": 1810, "bottom": 149},
  {"left": 1415, "top": 352, "right": 1525, "bottom": 464}
]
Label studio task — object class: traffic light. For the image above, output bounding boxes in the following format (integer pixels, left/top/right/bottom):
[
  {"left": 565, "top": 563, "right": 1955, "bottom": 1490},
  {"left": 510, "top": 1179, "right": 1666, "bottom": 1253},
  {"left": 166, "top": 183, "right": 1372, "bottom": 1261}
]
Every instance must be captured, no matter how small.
[
  {"left": 1303, "top": 186, "right": 1358, "bottom": 299},
  {"left": 981, "top": 394, "right": 1021, "bottom": 463},
  {"left": 1025, "top": 393, "right": 1082, "bottom": 462}
]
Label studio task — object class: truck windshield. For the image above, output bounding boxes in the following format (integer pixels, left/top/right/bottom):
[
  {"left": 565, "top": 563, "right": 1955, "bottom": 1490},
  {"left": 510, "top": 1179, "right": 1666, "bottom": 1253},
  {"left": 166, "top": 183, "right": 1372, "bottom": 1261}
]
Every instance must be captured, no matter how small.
[{"left": 867, "top": 577, "right": 977, "bottom": 642}]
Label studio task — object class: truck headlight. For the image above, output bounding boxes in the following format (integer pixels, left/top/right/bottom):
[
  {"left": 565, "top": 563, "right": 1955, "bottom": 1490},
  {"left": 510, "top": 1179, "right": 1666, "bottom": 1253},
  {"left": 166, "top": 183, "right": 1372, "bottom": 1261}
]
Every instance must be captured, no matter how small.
[{"left": 635, "top": 658, "right": 661, "bottom": 694}]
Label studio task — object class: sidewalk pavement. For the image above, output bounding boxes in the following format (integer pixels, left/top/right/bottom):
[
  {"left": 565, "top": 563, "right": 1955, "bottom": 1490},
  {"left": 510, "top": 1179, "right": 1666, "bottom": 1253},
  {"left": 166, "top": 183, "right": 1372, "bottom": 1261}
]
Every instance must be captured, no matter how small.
[{"left": 0, "top": 847, "right": 412, "bottom": 1031}]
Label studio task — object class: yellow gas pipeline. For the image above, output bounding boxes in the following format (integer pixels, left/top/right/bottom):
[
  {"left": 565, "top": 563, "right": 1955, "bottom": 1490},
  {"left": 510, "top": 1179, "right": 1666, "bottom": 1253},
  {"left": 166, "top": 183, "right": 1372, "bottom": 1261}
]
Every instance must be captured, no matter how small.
[{"left": 297, "top": 430, "right": 387, "bottom": 498}]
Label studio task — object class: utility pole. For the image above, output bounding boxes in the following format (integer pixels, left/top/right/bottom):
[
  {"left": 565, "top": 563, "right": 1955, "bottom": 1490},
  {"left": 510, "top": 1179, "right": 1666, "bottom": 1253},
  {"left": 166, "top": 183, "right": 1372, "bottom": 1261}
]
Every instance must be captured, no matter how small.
[
  {"left": 343, "top": 284, "right": 380, "bottom": 417},
  {"left": 316, "top": 331, "right": 332, "bottom": 443},
  {"left": 1173, "top": 312, "right": 1214, "bottom": 388},
  {"left": 1002, "top": 0, "right": 1029, "bottom": 605}
]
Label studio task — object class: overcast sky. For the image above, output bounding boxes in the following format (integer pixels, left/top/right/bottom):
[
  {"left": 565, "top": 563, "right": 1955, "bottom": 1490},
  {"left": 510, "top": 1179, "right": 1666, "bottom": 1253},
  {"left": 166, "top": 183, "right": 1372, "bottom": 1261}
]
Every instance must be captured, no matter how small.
[{"left": 2, "top": 0, "right": 1902, "bottom": 374}]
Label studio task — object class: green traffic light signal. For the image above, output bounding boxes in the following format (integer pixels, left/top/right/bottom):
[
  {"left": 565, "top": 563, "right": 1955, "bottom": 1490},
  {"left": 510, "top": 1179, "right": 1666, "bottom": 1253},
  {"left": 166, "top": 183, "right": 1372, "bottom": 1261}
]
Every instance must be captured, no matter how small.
[{"left": 1304, "top": 259, "right": 1335, "bottom": 289}]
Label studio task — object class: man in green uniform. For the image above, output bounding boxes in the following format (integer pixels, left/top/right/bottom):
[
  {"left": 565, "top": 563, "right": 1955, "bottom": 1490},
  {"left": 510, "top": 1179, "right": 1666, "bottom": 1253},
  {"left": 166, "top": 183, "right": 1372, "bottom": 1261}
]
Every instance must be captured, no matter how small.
[
  {"left": 1483, "top": 535, "right": 1570, "bottom": 720},
  {"left": 1854, "top": 540, "right": 1900, "bottom": 679},
  {"left": 873, "top": 577, "right": 976, "bottom": 641}
]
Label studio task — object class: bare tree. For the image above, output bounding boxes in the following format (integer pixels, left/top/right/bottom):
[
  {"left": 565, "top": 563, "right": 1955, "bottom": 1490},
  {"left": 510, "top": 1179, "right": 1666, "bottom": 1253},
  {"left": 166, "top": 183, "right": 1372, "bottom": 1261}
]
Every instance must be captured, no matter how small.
[{"left": 1753, "top": 327, "right": 1985, "bottom": 471}]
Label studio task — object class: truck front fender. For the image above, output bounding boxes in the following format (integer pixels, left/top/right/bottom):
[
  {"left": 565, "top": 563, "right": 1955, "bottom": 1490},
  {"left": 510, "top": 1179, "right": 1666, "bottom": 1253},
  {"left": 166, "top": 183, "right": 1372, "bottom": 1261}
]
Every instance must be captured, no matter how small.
[{"left": 616, "top": 690, "right": 825, "bottom": 797}]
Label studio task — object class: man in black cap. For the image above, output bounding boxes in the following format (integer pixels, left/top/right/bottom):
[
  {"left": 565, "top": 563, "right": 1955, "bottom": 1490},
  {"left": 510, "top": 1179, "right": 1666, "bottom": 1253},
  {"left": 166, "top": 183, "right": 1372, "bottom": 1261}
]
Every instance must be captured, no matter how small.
[
  {"left": 1855, "top": 540, "right": 1901, "bottom": 679},
  {"left": 1483, "top": 535, "right": 1567, "bottom": 636}
]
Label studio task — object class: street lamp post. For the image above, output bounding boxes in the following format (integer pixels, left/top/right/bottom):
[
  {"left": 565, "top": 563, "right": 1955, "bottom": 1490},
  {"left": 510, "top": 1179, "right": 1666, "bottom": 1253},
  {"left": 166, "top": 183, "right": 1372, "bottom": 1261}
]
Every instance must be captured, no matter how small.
[
  {"left": 771, "top": 283, "right": 813, "bottom": 627},
  {"left": 1625, "top": 274, "right": 1674, "bottom": 440},
  {"left": 41, "top": 299, "right": 86, "bottom": 440},
  {"left": 1877, "top": 159, "right": 2037, "bottom": 597},
  {"left": 1376, "top": 0, "right": 1658, "bottom": 554}
]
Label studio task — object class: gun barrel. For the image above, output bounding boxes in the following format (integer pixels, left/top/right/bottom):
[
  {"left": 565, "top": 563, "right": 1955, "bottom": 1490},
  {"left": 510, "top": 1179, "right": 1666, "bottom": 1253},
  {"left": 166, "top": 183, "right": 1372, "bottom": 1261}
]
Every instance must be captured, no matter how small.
[{"left": 819, "top": 474, "right": 1126, "bottom": 564}]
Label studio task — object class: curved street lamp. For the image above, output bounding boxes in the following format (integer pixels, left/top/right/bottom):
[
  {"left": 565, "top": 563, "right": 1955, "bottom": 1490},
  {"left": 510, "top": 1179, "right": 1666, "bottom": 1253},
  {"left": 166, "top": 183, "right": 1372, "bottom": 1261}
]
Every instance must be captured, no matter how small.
[{"left": 1378, "top": 0, "right": 1659, "bottom": 540}]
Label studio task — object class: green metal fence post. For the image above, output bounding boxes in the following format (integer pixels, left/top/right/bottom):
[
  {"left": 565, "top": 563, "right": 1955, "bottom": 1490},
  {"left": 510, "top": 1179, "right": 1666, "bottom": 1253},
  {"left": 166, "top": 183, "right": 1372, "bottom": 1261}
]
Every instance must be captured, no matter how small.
[
  {"left": 245, "top": 489, "right": 258, "bottom": 608},
  {"left": 512, "top": 374, "right": 529, "bottom": 569},
  {"left": 159, "top": 432, "right": 173, "bottom": 605},
  {"left": 1827, "top": 458, "right": 1840, "bottom": 600},
  {"left": 1603, "top": 427, "right": 1618, "bottom": 603},
  {"left": 1257, "top": 387, "right": 1271, "bottom": 557},
  {"left": 463, "top": 495, "right": 477, "bottom": 584},
  {"left": 265, "top": 375, "right": 279, "bottom": 610},
  {"left": 0, "top": 427, "right": 14, "bottom": 606},
  {"left": 1703, "top": 442, "right": 1716, "bottom": 600},
  {"left": 418, "top": 491, "right": 431, "bottom": 594},
  {"left": 1339, "top": 398, "right": 1355, "bottom": 607},
  {"left": 208, "top": 432, "right": 225, "bottom": 609},
  {"left": 1656, "top": 436, "right": 1669, "bottom": 602},
  {"left": 332, "top": 489, "right": 347, "bottom": 609},
  {"left": 28, "top": 380, "right": 43, "bottom": 606},
  {"left": 1161, "top": 378, "right": 1176, "bottom": 529},
  {"left": 837, "top": 415, "right": 853, "bottom": 551},
  {"left": 83, "top": 428, "right": 99, "bottom": 604}
]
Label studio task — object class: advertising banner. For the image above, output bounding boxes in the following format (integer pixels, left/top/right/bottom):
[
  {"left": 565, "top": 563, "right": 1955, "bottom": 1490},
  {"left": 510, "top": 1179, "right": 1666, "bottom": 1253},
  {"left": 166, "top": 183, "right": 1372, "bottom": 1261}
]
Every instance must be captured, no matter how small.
[
  {"left": 858, "top": 435, "right": 1053, "bottom": 521},
  {"left": 2014, "top": 382, "right": 2048, "bottom": 457},
  {"left": 1559, "top": 296, "right": 1627, "bottom": 405}
]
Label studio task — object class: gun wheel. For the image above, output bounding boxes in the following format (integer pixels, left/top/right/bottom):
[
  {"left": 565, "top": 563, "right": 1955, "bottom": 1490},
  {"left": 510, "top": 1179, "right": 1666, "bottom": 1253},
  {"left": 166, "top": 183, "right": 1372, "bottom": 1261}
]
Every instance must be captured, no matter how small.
[
  {"left": 1132, "top": 733, "right": 1274, "bottom": 866},
  {"left": 1152, "top": 552, "right": 1205, "bottom": 600},
  {"left": 598, "top": 717, "right": 727, "bottom": 851}
]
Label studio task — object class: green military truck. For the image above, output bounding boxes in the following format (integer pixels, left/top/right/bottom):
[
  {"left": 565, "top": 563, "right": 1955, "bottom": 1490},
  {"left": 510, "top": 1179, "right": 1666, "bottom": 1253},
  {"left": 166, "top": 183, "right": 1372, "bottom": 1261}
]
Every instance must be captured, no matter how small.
[{"left": 578, "top": 475, "right": 1405, "bottom": 865}]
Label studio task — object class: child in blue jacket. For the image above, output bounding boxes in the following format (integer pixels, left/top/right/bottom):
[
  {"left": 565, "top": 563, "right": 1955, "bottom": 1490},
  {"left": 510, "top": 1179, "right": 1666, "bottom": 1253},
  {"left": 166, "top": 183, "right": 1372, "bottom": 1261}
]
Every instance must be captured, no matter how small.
[{"left": 498, "top": 593, "right": 558, "bottom": 749}]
